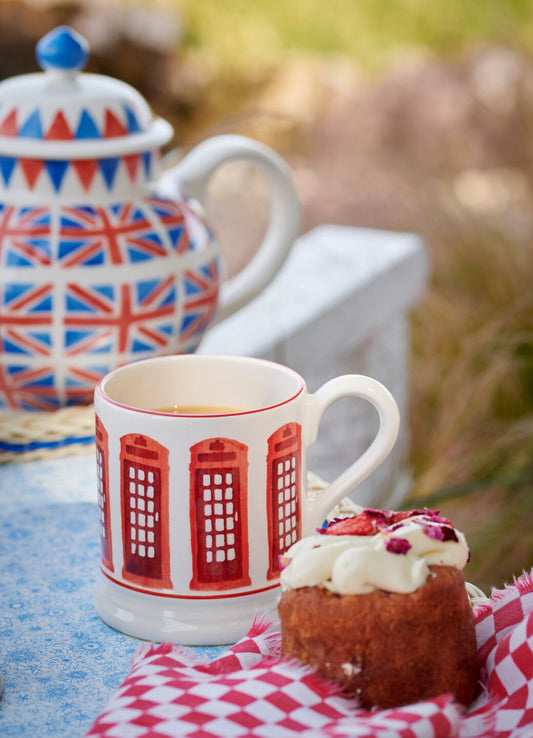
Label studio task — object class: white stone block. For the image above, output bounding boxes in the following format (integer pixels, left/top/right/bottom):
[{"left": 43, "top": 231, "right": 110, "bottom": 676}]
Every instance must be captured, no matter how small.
[{"left": 200, "top": 225, "right": 428, "bottom": 508}]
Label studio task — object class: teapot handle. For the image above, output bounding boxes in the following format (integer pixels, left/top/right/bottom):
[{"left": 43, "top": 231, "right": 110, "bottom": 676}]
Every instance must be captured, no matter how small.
[{"left": 160, "top": 135, "right": 300, "bottom": 321}]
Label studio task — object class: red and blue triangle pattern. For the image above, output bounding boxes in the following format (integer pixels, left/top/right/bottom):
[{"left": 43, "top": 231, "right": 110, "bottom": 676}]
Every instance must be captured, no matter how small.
[
  {"left": 0, "top": 151, "right": 154, "bottom": 194},
  {"left": 0, "top": 105, "right": 145, "bottom": 141}
]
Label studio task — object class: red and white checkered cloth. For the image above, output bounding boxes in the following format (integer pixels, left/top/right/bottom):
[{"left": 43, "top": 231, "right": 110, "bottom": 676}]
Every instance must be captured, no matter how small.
[{"left": 86, "top": 570, "right": 533, "bottom": 738}]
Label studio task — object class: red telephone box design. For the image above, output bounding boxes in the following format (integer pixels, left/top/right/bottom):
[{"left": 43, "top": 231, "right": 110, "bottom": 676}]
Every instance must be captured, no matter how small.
[
  {"left": 95, "top": 414, "right": 113, "bottom": 572},
  {"left": 266, "top": 422, "right": 302, "bottom": 580},
  {"left": 120, "top": 434, "right": 172, "bottom": 589},
  {"left": 189, "top": 438, "right": 251, "bottom": 591}
]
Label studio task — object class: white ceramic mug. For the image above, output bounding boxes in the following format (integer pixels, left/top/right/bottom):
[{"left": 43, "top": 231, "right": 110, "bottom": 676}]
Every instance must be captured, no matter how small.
[{"left": 93, "top": 355, "right": 400, "bottom": 644}]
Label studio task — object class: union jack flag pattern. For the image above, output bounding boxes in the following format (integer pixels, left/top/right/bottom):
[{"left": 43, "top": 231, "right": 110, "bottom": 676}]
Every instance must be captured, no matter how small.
[
  {"left": 0, "top": 280, "right": 56, "bottom": 410},
  {"left": 0, "top": 204, "right": 52, "bottom": 268},
  {"left": 180, "top": 258, "right": 221, "bottom": 353},
  {"left": 0, "top": 199, "right": 221, "bottom": 409}
]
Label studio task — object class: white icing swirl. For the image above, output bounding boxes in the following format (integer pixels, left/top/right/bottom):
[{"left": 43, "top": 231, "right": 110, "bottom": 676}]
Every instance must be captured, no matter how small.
[{"left": 280, "top": 513, "right": 469, "bottom": 595}]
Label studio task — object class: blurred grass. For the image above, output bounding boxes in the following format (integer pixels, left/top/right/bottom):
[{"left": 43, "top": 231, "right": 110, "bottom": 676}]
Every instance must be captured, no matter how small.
[
  {"left": 407, "top": 204, "right": 533, "bottom": 590},
  {"left": 175, "top": 0, "right": 533, "bottom": 75}
]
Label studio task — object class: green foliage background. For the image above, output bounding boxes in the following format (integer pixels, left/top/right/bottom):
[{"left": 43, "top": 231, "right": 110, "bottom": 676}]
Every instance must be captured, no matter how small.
[{"left": 176, "top": 0, "right": 533, "bottom": 74}]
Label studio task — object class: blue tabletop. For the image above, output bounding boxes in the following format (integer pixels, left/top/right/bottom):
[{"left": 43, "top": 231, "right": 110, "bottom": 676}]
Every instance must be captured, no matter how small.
[{"left": 0, "top": 452, "right": 222, "bottom": 738}]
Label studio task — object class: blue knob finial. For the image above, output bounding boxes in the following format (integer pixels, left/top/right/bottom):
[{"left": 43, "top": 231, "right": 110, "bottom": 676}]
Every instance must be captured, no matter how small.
[{"left": 36, "top": 26, "right": 89, "bottom": 72}]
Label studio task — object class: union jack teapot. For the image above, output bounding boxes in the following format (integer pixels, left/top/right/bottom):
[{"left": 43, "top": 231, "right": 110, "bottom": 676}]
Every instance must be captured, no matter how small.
[{"left": 0, "top": 26, "right": 299, "bottom": 411}]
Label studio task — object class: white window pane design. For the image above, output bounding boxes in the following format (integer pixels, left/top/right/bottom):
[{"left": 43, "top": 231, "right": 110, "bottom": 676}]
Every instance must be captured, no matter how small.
[
  {"left": 147, "top": 486, "right": 154, "bottom": 498},
  {"left": 138, "top": 485, "right": 145, "bottom": 497},
  {"left": 279, "top": 522, "right": 284, "bottom": 535},
  {"left": 285, "top": 519, "right": 291, "bottom": 533},
  {"left": 227, "top": 533, "right": 235, "bottom": 545},
  {"left": 214, "top": 474, "right": 222, "bottom": 485},
  {"left": 291, "top": 500, "right": 296, "bottom": 513},
  {"left": 285, "top": 474, "right": 290, "bottom": 486},
  {"left": 215, "top": 519, "right": 224, "bottom": 532},
  {"left": 226, "top": 502, "right": 233, "bottom": 515},
  {"left": 147, "top": 471, "right": 154, "bottom": 483},
  {"left": 225, "top": 473, "right": 233, "bottom": 484},
  {"left": 277, "top": 462, "right": 284, "bottom": 474},
  {"left": 204, "top": 504, "right": 212, "bottom": 516},
  {"left": 216, "top": 534, "right": 225, "bottom": 547},
  {"left": 129, "top": 467, "right": 135, "bottom": 479},
  {"left": 131, "top": 527, "right": 136, "bottom": 540},
  {"left": 214, "top": 488, "right": 222, "bottom": 501},
  {"left": 292, "top": 530, "right": 297, "bottom": 542},
  {"left": 130, "top": 511, "right": 136, "bottom": 524},
  {"left": 205, "top": 519, "right": 212, "bottom": 533},
  {"left": 225, "top": 487, "right": 233, "bottom": 499},
  {"left": 285, "top": 534, "right": 291, "bottom": 547},
  {"left": 139, "top": 545, "right": 146, "bottom": 557},
  {"left": 138, "top": 498, "right": 145, "bottom": 511},
  {"left": 285, "top": 489, "right": 290, "bottom": 501},
  {"left": 138, "top": 513, "right": 146, "bottom": 527},
  {"left": 227, "top": 518, "right": 234, "bottom": 530},
  {"left": 148, "top": 547, "right": 155, "bottom": 558},
  {"left": 203, "top": 489, "right": 211, "bottom": 502},
  {"left": 138, "top": 469, "right": 145, "bottom": 481},
  {"left": 291, "top": 516, "right": 296, "bottom": 528},
  {"left": 214, "top": 503, "right": 223, "bottom": 516},
  {"left": 279, "top": 537, "right": 283, "bottom": 548},
  {"left": 227, "top": 548, "right": 236, "bottom": 561},
  {"left": 203, "top": 473, "right": 211, "bottom": 486},
  {"left": 291, "top": 457, "right": 296, "bottom": 468},
  {"left": 206, "top": 535, "right": 213, "bottom": 548},
  {"left": 139, "top": 529, "right": 146, "bottom": 542},
  {"left": 285, "top": 460, "right": 291, "bottom": 471},
  {"left": 278, "top": 508, "right": 283, "bottom": 520},
  {"left": 147, "top": 531, "right": 154, "bottom": 543},
  {"left": 285, "top": 503, "right": 291, "bottom": 516},
  {"left": 100, "top": 524, "right": 105, "bottom": 537},
  {"left": 206, "top": 551, "right": 213, "bottom": 563},
  {"left": 291, "top": 471, "right": 296, "bottom": 483},
  {"left": 147, "top": 516, "right": 154, "bottom": 528},
  {"left": 130, "top": 496, "right": 136, "bottom": 509},
  {"left": 278, "top": 492, "right": 283, "bottom": 504},
  {"left": 129, "top": 481, "right": 136, "bottom": 493},
  {"left": 147, "top": 501, "right": 154, "bottom": 513},
  {"left": 277, "top": 477, "right": 283, "bottom": 490},
  {"left": 291, "top": 485, "right": 296, "bottom": 498},
  {"left": 216, "top": 550, "right": 225, "bottom": 562},
  {"left": 131, "top": 543, "right": 136, "bottom": 553}
]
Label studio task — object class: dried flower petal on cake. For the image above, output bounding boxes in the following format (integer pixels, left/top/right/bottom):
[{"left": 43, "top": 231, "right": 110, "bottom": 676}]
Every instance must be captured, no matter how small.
[
  {"left": 385, "top": 537, "right": 412, "bottom": 555},
  {"left": 422, "top": 523, "right": 459, "bottom": 543}
]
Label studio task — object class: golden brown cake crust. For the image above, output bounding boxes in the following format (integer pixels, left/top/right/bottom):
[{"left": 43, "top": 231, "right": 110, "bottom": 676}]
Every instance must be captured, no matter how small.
[{"left": 279, "top": 565, "right": 478, "bottom": 709}]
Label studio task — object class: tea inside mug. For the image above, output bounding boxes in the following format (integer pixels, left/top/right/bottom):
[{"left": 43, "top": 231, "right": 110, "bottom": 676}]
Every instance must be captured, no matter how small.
[
  {"left": 100, "top": 355, "right": 305, "bottom": 413},
  {"left": 155, "top": 404, "right": 249, "bottom": 415}
]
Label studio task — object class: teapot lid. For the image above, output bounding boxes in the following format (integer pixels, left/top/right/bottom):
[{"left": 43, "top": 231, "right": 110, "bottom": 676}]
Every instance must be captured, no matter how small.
[{"left": 0, "top": 26, "right": 173, "bottom": 159}]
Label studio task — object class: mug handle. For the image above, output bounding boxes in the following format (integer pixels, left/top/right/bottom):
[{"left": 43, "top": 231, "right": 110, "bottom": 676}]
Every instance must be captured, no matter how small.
[
  {"left": 302, "top": 375, "right": 401, "bottom": 533},
  {"left": 160, "top": 134, "right": 300, "bottom": 321}
]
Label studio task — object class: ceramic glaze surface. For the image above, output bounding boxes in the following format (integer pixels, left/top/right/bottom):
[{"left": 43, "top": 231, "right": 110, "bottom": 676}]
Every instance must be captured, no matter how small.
[
  {"left": 0, "top": 27, "right": 300, "bottom": 410},
  {"left": 93, "top": 354, "right": 400, "bottom": 643}
]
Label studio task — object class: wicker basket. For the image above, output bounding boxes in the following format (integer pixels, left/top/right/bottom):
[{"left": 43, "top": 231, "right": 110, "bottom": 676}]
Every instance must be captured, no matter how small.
[{"left": 0, "top": 405, "right": 95, "bottom": 463}]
